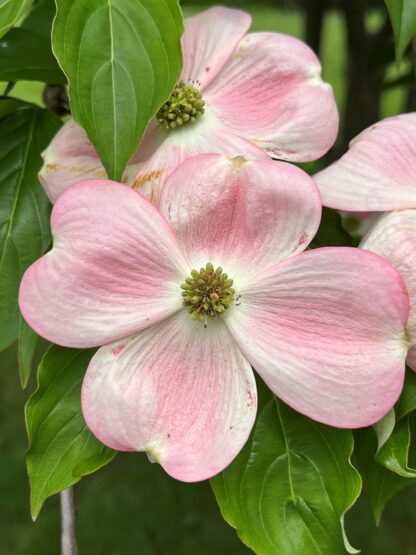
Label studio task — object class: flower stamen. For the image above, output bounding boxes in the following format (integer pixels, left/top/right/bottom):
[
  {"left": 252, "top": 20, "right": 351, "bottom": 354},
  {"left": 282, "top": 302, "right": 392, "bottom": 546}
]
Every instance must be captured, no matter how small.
[
  {"left": 157, "top": 80, "right": 205, "bottom": 130},
  {"left": 180, "top": 263, "right": 235, "bottom": 327}
]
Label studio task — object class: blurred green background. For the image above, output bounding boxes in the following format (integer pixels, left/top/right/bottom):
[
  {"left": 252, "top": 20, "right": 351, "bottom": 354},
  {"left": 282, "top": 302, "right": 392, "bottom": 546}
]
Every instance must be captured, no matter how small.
[{"left": 1, "top": 1, "right": 416, "bottom": 554}]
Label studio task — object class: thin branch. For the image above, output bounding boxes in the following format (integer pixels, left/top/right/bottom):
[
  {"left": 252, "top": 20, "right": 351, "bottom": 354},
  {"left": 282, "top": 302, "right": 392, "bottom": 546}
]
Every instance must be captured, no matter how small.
[{"left": 60, "top": 487, "right": 78, "bottom": 555}]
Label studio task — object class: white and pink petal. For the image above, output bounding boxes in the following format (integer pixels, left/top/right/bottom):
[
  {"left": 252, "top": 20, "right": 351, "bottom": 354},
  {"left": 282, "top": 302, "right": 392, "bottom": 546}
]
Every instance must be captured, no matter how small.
[
  {"left": 82, "top": 311, "right": 257, "bottom": 482},
  {"left": 181, "top": 7, "right": 251, "bottom": 90},
  {"left": 19, "top": 180, "right": 187, "bottom": 348},
  {"left": 130, "top": 115, "right": 268, "bottom": 202},
  {"left": 157, "top": 154, "right": 322, "bottom": 284},
  {"left": 314, "top": 113, "right": 416, "bottom": 211},
  {"left": 226, "top": 247, "right": 409, "bottom": 428},
  {"left": 361, "top": 209, "right": 416, "bottom": 368},
  {"left": 205, "top": 32, "right": 339, "bottom": 162},
  {"left": 39, "top": 118, "right": 141, "bottom": 203}
]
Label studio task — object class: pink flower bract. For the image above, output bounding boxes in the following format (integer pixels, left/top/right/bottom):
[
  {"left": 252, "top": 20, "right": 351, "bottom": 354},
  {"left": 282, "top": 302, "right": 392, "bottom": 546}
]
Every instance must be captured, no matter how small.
[
  {"left": 313, "top": 112, "right": 416, "bottom": 372},
  {"left": 20, "top": 155, "right": 409, "bottom": 481},
  {"left": 361, "top": 210, "right": 416, "bottom": 373},
  {"left": 39, "top": 6, "right": 339, "bottom": 203},
  {"left": 314, "top": 113, "right": 416, "bottom": 211}
]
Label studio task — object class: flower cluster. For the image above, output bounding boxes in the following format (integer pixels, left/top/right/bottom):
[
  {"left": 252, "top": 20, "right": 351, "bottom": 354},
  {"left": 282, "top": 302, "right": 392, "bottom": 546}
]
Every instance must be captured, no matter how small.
[{"left": 19, "top": 7, "right": 414, "bottom": 482}]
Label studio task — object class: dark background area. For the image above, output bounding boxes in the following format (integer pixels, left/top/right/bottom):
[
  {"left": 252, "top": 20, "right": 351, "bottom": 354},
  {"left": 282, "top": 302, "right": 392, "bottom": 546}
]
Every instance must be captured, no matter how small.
[{"left": 1, "top": 1, "right": 416, "bottom": 553}]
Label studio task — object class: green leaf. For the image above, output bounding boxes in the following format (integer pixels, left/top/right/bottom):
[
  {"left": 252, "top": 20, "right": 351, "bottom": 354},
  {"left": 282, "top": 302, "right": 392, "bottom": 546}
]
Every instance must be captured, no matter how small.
[
  {"left": 0, "top": 0, "right": 64, "bottom": 84},
  {"left": 26, "top": 345, "right": 116, "bottom": 520},
  {"left": 0, "top": 0, "right": 32, "bottom": 39},
  {"left": 375, "top": 416, "right": 416, "bottom": 477},
  {"left": 354, "top": 428, "right": 416, "bottom": 524},
  {"left": 385, "top": 0, "right": 416, "bottom": 62},
  {"left": 52, "top": 0, "right": 184, "bottom": 181},
  {"left": 0, "top": 106, "right": 61, "bottom": 352},
  {"left": 310, "top": 208, "right": 356, "bottom": 249},
  {"left": 0, "top": 95, "right": 30, "bottom": 118},
  {"left": 21, "top": 0, "right": 55, "bottom": 38},
  {"left": 18, "top": 316, "right": 38, "bottom": 388},
  {"left": 0, "top": 29, "right": 66, "bottom": 83},
  {"left": 373, "top": 409, "right": 395, "bottom": 451},
  {"left": 396, "top": 369, "right": 416, "bottom": 420},
  {"left": 211, "top": 399, "right": 361, "bottom": 555},
  {"left": 0, "top": 28, "right": 66, "bottom": 83}
]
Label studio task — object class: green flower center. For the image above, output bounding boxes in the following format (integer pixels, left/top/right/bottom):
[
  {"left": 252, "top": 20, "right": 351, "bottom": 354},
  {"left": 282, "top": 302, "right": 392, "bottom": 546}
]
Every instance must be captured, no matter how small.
[
  {"left": 180, "top": 263, "right": 235, "bottom": 327},
  {"left": 156, "top": 80, "right": 205, "bottom": 130}
]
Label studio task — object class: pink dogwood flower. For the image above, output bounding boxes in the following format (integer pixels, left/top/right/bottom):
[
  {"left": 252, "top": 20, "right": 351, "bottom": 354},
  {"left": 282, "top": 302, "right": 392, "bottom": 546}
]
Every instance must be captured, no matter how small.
[
  {"left": 20, "top": 155, "right": 408, "bottom": 481},
  {"left": 314, "top": 113, "right": 416, "bottom": 211},
  {"left": 361, "top": 211, "right": 416, "bottom": 372},
  {"left": 314, "top": 113, "right": 416, "bottom": 372},
  {"left": 39, "top": 6, "right": 338, "bottom": 203}
]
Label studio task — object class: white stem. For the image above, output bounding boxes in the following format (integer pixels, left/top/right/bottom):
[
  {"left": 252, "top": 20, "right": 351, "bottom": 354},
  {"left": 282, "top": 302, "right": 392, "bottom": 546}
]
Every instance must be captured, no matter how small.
[{"left": 60, "top": 487, "right": 78, "bottom": 555}]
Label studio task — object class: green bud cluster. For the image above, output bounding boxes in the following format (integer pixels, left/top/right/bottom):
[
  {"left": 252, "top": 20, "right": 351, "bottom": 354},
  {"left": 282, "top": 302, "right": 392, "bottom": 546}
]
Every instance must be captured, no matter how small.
[
  {"left": 180, "top": 263, "right": 235, "bottom": 327},
  {"left": 157, "top": 80, "right": 205, "bottom": 130}
]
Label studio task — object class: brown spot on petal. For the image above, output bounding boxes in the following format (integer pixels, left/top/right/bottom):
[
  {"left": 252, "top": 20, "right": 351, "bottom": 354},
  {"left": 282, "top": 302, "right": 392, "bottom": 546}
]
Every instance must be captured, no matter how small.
[
  {"left": 205, "top": 66, "right": 210, "bottom": 72},
  {"left": 132, "top": 169, "right": 163, "bottom": 189},
  {"left": 45, "top": 162, "right": 107, "bottom": 179},
  {"left": 246, "top": 381, "right": 256, "bottom": 408},
  {"left": 111, "top": 343, "right": 126, "bottom": 356}
]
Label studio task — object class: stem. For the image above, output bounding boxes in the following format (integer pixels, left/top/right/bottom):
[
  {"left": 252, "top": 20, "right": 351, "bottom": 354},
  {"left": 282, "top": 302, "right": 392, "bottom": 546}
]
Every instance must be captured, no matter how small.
[{"left": 60, "top": 487, "right": 78, "bottom": 555}]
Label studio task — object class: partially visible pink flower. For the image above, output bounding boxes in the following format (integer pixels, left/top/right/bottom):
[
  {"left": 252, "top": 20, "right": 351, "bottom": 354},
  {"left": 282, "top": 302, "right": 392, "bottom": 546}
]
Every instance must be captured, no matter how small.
[
  {"left": 313, "top": 112, "right": 416, "bottom": 370},
  {"left": 40, "top": 6, "right": 339, "bottom": 203},
  {"left": 20, "top": 155, "right": 408, "bottom": 481},
  {"left": 314, "top": 113, "right": 416, "bottom": 211},
  {"left": 361, "top": 210, "right": 416, "bottom": 372}
]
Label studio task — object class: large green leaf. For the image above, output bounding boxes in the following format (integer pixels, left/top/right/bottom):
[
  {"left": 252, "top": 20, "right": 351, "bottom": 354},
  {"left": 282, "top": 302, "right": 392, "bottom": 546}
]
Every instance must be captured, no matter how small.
[
  {"left": 354, "top": 428, "right": 416, "bottom": 524},
  {"left": 211, "top": 399, "right": 361, "bottom": 555},
  {"left": 385, "top": 0, "right": 416, "bottom": 62},
  {"left": 0, "top": 0, "right": 32, "bottom": 39},
  {"left": 52, "top": 0, "right": 183, "bottom": 181},
  {"left": 0, "top": 28, "right": 65, "bottom": 83},
  {"left": 26, "top": 345, "right": 116, "bottom": 520},
  {"left": 21, "top": 0, "right": 55, "bottom": 38},
  {"left": 0, "top": 0, "right": 64, "bottom": 84},
  {"left": 0, "top": 96, "right": 28, "bottom": 118},
  {"left": 0, "top": 105, "right": 61, "bottom": 352}
]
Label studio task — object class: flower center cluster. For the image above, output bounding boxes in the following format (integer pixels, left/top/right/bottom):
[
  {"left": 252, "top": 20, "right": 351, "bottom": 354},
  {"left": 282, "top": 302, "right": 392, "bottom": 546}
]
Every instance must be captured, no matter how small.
[
  {"left": 180, "top": 263, "right": 235, "bottom": 326},
  {"left": 156, "top": 80, "right": 205, "bottom": 130}
]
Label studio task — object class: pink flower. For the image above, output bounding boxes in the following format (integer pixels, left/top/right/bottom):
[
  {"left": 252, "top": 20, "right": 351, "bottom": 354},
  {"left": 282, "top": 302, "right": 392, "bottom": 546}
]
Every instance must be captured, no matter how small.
[
  {"left": 315, "top": 113, "right": 416, "bottom": 373},
  {"left": 361, "top": 211, "right": 416, "bottom": 373},
  {"left": 39, "top": 6, "right": 338, "bottom": 203},
  {"left": 314, "top": 113, "right": 416, "bottom": 211},
  {"left": 20, "top": 155, "right": 408, "bottom": 481}
]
